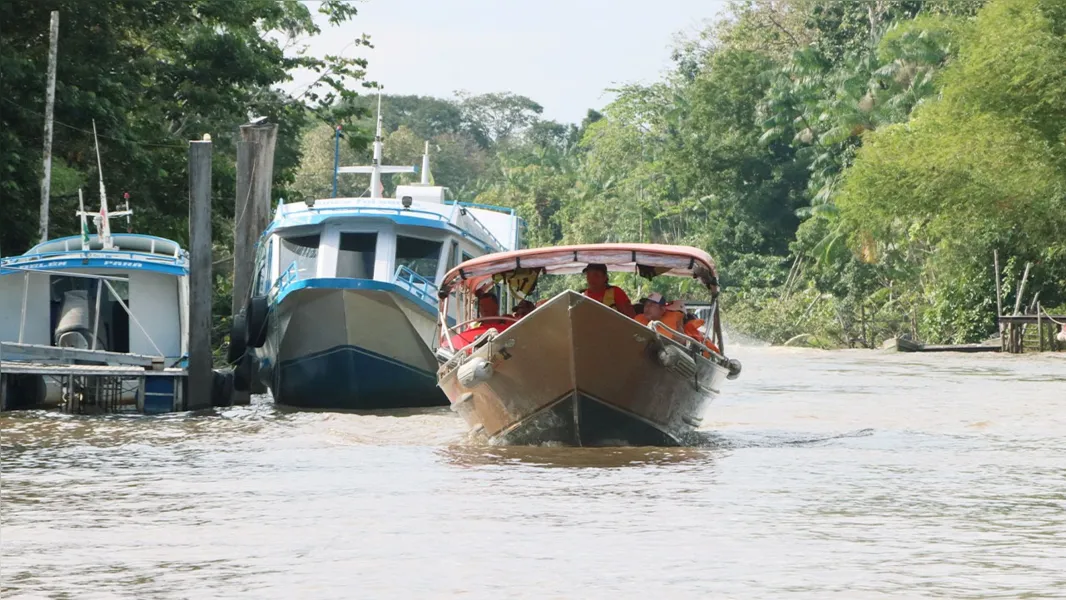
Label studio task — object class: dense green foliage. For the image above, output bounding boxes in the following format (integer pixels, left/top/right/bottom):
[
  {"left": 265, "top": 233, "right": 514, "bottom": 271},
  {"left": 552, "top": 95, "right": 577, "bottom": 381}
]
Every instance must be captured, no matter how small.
[
  {"left": 1, "top": 0, "right": 372, "bottom": 352},
  {"left": 5, "top": 0, "right": 1062, "bottom": 351},
  {"left": 292, "top": 0, "right": 1064, "bottom": 347}
]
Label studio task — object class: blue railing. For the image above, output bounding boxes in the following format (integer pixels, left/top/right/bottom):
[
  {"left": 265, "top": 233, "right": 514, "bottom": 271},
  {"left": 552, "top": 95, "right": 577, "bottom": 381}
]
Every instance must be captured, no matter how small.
[
  {"left": 269, "top": 261, "right": 300, "bottom": 300},
  {"left": 444, "top": 201, "right": 516, "bottom": 216},
  {"left": 393, "top": 265, "right": 440, "bottom": 306},
  {"left": 0, "top": 249, "right": 187, "bottom": 268}
]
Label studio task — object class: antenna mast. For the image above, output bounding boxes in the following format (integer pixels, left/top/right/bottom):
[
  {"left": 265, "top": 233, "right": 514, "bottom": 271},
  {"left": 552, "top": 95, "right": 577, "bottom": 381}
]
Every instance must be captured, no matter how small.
[
  {"left": 90, "top": 120, "right": 132, "bottom": 249},
  {"left": 334, "top": 89, "right": 415, "bottom": 197}
]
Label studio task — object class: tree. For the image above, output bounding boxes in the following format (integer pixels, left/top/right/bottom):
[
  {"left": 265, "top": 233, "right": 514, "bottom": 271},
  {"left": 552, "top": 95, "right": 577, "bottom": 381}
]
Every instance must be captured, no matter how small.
[
  {"left": 0, "top": 0, "right": 372, "bottom": 254},
  {"left": 455, "top": 91, "right": 544, "bottom": 147}
]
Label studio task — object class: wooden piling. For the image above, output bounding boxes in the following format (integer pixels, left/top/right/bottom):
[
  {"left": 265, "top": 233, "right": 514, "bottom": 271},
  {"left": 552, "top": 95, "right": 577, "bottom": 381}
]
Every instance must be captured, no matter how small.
[
  {"left": 993, "top": 250, "right": 1004, "bottom": 350},
  {"left": 187, "top": 138, "right": 214, "bottom": 410},
  {"left": 231, "top": 122, "right": 278, "bottom": 402},
  {"left": 1013, "top": 262, "right": 1031, "bottom": 316}
]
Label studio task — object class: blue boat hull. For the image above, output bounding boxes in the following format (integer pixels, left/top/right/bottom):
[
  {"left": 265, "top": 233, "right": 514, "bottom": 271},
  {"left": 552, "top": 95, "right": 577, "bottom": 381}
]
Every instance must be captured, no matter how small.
[
  {"left": 275, "top": 344, "right": 444, "bottom": 409},
  {"left": 257, "top": 281, "right": 447, "bottom": 410}
]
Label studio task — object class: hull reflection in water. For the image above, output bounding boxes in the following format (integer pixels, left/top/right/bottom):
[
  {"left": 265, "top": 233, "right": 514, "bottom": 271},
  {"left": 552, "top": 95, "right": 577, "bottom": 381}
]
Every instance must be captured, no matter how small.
[{"left": 438, "top": 291, "right": 734, "bottom": 447}]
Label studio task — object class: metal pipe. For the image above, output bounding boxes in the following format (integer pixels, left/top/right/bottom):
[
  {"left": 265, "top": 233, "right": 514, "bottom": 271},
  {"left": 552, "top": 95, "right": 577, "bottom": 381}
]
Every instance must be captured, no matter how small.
[
  {"left": 18, "top": 271, "right": 29, "bottom": 343},
  {"left": 332, "top": 125, "right": 341, "bottom": 198},
  {"left": 91, "top": 279, "right": 103, "bottom": 350}
]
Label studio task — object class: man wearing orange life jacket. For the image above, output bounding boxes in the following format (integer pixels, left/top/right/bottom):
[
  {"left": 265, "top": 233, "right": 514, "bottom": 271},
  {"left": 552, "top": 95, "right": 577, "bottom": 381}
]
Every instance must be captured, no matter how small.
[
  {"left": 581, "top": 263, "right": 636, "bottom": 318},
  {"left": 681, "top": 311, "right": 721, "bottom": 355},
  {"left": 634, "top": 292, "right": 685, "bottom": 333},
  {"left": 636, "top": 293, "right": 721, "bottom": 355}
]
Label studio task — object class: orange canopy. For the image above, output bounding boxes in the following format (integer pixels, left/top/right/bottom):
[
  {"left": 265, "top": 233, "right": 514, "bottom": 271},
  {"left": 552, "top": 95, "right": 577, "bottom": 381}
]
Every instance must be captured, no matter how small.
[{"left": 438, "top": 243, "right": 718, "bottom": 296}]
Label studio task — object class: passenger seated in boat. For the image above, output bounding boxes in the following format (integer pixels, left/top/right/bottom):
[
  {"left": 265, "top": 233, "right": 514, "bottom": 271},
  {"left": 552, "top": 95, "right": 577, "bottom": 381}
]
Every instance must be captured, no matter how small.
[
  {"left": 472, "top": 291, "right": 513, "bottom": 330},
  {"left": 446, "top": 291, "right": 514, "bottom": 351},
  {"left": 634, "top": 298, "right": 646, "bottom": 316},
  {"left": 680, "top": 307, "right": 721, "bottom": 355},
  {"left": 511, "top": 299, "right": 536, "bottom": 319},
  {"left": 636, "top": 293, "right": 720, "bottom": 354},
  {"left": 580, "top": 263, "right": 636, "bottom": 318},
  {"left": 635, "top": 293, "right": 684, "bottom": 332}
]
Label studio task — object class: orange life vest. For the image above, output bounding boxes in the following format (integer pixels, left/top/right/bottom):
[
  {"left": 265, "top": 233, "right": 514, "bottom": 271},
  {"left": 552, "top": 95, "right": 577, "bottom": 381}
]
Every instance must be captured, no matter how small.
[
  {"left": 636, "top": 310, "right": 685, "bottom": 337},
  {"left": 583, "top": 286, "right": 617, "bottom": 308}
]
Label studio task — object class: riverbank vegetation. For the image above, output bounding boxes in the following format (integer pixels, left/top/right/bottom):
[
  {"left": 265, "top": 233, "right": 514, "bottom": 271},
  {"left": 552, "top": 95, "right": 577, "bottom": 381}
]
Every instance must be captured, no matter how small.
[
  {"left": 295, "top": 0, "right": 1065, "bottom": 347},
  {"left": 3, "top": 0, "right": 1063, "bottom": 350}
]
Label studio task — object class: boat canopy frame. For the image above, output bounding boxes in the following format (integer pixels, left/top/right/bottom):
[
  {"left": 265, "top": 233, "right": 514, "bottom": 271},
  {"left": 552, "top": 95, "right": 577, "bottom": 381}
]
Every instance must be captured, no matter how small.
[
  {"left": 434, "top": 243, "right": 726, "bottom": 357},
  {"left": 438, "top": 243, "right": 719, "bottom": 300}
]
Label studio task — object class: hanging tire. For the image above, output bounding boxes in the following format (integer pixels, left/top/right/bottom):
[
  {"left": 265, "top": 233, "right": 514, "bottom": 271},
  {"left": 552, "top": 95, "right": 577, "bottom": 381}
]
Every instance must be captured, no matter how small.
[
  {"left": 227, "top": 311, "right": 248, "bottom": 364},
  {"left": 233, "top": 353, "right": 252, "bottom": 392},
  {"left": 211, "top": 370, "right": 234, "bottom": 407},
  {"left": 245, "top": 295, "right": 269, "bottom": 348}
]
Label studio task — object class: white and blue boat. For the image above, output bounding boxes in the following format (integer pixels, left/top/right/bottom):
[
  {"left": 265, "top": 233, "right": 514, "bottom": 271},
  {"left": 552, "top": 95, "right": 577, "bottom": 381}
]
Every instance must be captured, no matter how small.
[
  {"left": 230, "top": 105, "right": 523, "bottom": 409},
  {"left": 1, "top": 160, "right": 189, "bottom": 367}
]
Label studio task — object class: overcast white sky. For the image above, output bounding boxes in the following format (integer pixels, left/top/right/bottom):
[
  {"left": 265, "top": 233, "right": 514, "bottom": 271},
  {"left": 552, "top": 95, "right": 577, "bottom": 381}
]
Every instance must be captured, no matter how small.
[{"left": 283, "top": 0, "right": 729, "bottom": 124}]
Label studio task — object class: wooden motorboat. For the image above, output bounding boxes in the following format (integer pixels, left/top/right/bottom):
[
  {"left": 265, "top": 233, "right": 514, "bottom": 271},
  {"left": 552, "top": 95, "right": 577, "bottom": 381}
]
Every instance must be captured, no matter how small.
[{"left": 434, "top": 244, "right": 742, "bottom": 447}]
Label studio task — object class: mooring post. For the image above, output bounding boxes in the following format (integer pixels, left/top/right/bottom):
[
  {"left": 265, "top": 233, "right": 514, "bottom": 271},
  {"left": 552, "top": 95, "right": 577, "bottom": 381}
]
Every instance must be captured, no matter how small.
[
  {"left": 232, "top": 122, "right": 278, "bottom": 403},
  {"left": 188, "top": 137, "right": 214, "bottom": 410}
]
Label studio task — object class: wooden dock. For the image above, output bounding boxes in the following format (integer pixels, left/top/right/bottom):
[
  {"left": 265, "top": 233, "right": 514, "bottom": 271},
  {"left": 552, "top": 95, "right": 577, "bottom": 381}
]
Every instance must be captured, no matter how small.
[{"left": 999, "top": 312, "right": 1066, "bottom": 354}]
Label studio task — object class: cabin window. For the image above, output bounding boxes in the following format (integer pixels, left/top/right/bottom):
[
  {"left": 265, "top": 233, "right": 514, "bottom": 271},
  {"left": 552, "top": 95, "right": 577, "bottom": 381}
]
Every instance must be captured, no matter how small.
[
  {"left": 337, "top": 233, "right": 377, "bottom": 279},
  {"left": 396, "top": 236, "right": 443, "bottom": 280},
  {"left": 279, "top": 234, "right": 319, "bottom": 279}
]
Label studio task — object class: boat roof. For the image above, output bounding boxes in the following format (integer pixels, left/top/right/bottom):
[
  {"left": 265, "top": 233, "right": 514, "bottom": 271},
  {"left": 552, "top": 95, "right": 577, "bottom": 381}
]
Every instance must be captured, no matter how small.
[
  {"left": 439, "top": 243, "right": 718, "bottom": 295},
  {"left": 23, "top": 234, "right": 185, "bottom": 257}
]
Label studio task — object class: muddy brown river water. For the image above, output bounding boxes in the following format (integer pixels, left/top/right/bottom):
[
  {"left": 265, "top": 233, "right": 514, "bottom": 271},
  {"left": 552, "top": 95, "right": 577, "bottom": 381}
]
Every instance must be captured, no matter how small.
[{"left": 2, "top": 347, "right": 1065, "bottom": 599}]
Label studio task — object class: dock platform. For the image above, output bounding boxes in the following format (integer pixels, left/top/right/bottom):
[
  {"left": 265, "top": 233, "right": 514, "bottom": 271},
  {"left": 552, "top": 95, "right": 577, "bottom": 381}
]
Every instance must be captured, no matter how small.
[{"left": 1, "top": 342, "right": 188, "bottom": 414}]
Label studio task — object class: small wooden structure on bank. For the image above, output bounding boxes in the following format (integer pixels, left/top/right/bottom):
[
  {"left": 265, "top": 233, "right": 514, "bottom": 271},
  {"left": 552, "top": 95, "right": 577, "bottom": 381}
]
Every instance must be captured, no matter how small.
[
  {"left": 889, "top": 251, "right": 1064, "bottom": 354},
  {"left": 994, "top": 253, "right": 1065, "bottom": 354},
  {"left": 999, "top": 309, "right": 1065, "bottom": 354}
]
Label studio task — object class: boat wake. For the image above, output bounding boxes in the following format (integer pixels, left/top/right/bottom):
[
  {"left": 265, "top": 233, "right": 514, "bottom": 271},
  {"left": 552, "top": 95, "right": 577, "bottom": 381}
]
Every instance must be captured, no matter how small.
[{"left": 693, "top": 427, "right": 876, "bottom": 449}]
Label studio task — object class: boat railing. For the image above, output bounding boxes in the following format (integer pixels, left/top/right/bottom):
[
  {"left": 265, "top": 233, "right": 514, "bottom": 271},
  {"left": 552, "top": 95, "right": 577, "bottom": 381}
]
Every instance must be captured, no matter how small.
[
  {"left": 646, "top": 320, "right": 723, "bottom": 360},
  {"left": 3, "top": 263, "right": 166, "bottom": 358},
  {"left": 282, "top": 204, "right": 452, "bottom": 223},
  {"left": 269, "top": 261, "right": 300, "bottom": 300},
  {"left": 452, "top": 206, "right": 506, "bottom": 251},
  {"left": 0, "top": 249, "right": 187, "bottom": 269},
  {"left": 444, "top": 201, "right": 515, "bottom": 216},
  {"left": 393, "top": 265, "right": 440, "bottom": 306}
]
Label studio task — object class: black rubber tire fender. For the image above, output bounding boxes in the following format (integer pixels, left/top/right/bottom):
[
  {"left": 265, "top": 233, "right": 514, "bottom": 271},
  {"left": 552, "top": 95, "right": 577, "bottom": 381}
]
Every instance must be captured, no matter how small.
[
  {"left": 245, "top": 295, "right": 269, "bottom": 348},
  {"left": 211, "top": 370, "right": 235, "bottom": 407},
  {"left": 227, "top": 311, "right": 248, "bottom": 364}
]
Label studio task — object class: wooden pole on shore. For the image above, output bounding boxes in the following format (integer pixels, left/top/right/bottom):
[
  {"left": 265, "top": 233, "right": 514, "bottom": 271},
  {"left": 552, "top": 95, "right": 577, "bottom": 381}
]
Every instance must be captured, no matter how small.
[
  {"left": 1013, "top": 262, "right": 1031, "bottom": 316},
  {"left": 231, "top": 122, "right": 278, "bottom": 403},
  {"left": 38, "top": 11, "right": 59, "bottom": 243},
  {"left": 188, "top": 137, "right": 214, "bottom": 410},
  {"left": 993, "top": 251, "right": 1004, "bottom": 351}
]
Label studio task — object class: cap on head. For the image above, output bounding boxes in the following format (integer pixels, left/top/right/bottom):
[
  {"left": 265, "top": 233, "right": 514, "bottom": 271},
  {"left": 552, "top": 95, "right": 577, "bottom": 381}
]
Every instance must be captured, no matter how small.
[
  {"left": 646, "top": 292, "right": 667, "bottom": 305},
  {"left": 582, "top": 263, "right": 607, "bottom": 274}
]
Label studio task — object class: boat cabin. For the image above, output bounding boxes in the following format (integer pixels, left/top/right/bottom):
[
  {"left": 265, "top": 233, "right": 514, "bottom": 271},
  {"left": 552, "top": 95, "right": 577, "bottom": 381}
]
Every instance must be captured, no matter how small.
[
  {"left": 252, "top": 191, "right": 522, "bottom": 320},
  {"left": 0, "top": 234, "right": 189, "bottom": 363}
]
